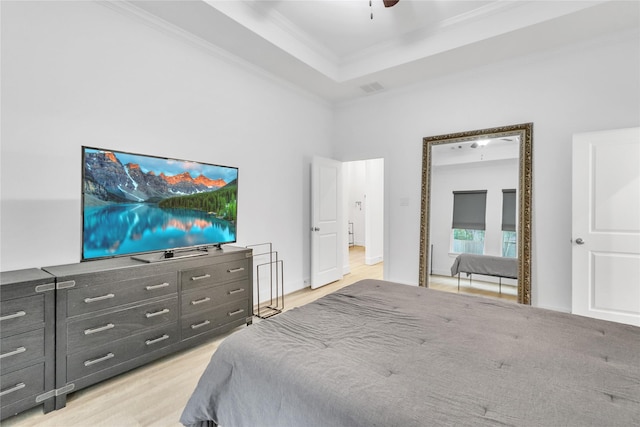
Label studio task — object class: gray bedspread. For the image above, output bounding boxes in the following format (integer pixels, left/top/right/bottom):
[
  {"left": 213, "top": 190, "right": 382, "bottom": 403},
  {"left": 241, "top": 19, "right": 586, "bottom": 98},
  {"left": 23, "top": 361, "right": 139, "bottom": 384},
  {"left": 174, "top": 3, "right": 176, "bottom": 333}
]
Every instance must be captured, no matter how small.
[
  {"left": 181, "top": 279, "right": 640, "bottom": 427},
  {"left": 451, "top": 254, "right": 518, "bottom": 279}
]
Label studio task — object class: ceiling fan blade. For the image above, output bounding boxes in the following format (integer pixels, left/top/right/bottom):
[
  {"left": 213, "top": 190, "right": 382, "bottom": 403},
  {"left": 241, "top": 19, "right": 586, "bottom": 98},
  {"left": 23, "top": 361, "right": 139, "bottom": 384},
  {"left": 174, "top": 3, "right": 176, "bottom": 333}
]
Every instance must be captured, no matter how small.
[{"left": 383, "top": 0, "right": 400, "bottom": 7}]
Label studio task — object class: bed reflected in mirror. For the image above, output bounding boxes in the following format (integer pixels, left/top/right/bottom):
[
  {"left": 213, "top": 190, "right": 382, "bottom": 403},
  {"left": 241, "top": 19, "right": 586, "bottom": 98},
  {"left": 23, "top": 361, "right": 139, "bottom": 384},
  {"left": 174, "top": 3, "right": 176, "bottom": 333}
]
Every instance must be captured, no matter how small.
[{"left": 419, "top": 123, "right": 532, "bottom": 304}]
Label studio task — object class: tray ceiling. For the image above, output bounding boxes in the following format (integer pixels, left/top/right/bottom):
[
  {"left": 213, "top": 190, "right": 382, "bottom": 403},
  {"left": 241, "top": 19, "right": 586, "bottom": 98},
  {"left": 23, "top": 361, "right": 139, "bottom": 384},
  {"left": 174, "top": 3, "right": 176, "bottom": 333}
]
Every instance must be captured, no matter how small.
[{"left": 124, "top": 0, "right": 639, "bottom": 102}]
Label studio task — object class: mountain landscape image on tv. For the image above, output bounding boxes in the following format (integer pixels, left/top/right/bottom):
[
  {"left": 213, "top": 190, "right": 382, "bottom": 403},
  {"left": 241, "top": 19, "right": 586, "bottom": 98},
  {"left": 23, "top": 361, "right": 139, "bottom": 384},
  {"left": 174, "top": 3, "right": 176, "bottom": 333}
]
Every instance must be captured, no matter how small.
[{"left": 82, "top": 147, "right": 238, "bottom": 261}]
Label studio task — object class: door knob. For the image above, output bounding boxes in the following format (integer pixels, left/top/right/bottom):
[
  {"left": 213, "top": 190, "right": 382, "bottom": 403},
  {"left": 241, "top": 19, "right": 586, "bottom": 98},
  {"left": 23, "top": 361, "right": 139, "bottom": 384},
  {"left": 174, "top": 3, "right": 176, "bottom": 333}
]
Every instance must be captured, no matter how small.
[
  {"left": 311, "top": 227, "right": 320, "bottom": 232},
  {"left": 575, "top": 238, "right": 584, "bottom": 245}
]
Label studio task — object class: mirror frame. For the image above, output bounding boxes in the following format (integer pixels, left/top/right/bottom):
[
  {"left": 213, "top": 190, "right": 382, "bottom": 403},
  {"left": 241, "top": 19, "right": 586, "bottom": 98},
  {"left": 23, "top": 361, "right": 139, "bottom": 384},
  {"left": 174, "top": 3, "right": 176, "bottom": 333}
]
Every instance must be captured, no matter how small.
[{"left": 419, "top": 123, "right": 533, "bottom": 304}]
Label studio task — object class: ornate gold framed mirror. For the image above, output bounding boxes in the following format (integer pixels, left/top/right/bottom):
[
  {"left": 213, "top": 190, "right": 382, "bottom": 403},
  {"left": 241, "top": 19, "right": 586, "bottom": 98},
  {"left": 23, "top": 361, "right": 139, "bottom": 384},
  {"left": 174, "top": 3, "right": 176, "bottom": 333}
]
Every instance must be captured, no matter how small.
[{"left": 419, "top": 123, "right": 532, "bottom": 304}]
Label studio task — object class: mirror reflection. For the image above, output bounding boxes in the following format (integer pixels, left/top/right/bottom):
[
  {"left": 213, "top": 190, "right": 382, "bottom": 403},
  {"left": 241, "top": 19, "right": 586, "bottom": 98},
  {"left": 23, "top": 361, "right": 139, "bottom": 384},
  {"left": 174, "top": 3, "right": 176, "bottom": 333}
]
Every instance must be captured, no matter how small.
[{"left": 419, "top": 123, "right": 532, "bottom": 304}]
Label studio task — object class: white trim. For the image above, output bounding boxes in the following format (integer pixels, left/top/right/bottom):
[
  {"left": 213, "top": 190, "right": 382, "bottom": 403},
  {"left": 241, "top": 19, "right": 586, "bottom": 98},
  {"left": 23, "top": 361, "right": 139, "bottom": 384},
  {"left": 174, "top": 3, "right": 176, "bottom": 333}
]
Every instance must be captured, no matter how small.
[
  {"left": 365, "top": 255, "right": 383, "bottom": 266},
  {"left": 101, "top": 1, "right": 328, "bottom": 106}
]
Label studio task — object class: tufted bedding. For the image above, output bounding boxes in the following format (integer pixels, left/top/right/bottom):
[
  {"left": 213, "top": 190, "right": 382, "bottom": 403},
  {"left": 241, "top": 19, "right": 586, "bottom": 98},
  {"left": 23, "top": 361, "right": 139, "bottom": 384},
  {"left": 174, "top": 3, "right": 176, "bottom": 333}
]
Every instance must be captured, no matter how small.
[
  {"left": 450, "top": 253, "right": 518, "bottom": 279},
  {"left": 180, "top": 279, "right": 640, "bottom": 427}
]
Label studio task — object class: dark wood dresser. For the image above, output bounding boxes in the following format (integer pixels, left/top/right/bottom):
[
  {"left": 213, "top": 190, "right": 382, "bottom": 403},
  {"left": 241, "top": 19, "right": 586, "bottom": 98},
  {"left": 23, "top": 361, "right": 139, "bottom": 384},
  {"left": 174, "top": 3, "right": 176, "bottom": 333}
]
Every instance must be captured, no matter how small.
[
  {"left": 0, "top": 268, "right": 56, "bottom": 420},
  {"left": 41, "top": 245, "right": 252, "bottom": 410}
]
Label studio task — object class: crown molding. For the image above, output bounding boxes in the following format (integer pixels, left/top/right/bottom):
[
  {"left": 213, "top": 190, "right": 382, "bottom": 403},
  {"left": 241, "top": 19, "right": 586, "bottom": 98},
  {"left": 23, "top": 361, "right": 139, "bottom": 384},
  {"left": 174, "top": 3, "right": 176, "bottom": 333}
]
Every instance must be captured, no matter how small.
[
  {"left": 99, "top": 1, "right": 329, "bottom": 106},
  {"left": 204, "top": 0, "right": 339, "bottom": 80}
]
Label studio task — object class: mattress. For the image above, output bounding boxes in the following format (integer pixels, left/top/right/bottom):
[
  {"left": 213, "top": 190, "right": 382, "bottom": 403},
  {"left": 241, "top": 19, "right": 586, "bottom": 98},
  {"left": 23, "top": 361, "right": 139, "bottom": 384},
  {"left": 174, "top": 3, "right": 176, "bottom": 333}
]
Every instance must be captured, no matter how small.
[{"left": 181, "top": 279, "right": 640, "bottom": 427}]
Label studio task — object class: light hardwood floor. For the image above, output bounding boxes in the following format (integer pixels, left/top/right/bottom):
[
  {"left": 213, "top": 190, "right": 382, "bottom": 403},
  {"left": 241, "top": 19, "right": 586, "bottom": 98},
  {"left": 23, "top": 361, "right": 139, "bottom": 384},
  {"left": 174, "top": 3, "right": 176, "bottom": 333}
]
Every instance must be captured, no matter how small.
[
  {"left": 2, "top": 247, "right": 382, "bottom": 427},
  {"left": 428, "top": 274, "right": 517, "bottom": 302}
]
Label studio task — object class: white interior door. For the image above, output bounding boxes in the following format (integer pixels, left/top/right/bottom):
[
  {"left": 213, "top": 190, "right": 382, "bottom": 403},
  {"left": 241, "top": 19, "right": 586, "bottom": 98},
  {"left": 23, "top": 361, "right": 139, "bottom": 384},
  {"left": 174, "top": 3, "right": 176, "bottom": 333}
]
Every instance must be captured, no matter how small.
[
  {"left": 572, "top": 127, "right": 640, "bottom": 326},
  {"left": 311, "top": 156, "right": 343, "bottom": 289}
]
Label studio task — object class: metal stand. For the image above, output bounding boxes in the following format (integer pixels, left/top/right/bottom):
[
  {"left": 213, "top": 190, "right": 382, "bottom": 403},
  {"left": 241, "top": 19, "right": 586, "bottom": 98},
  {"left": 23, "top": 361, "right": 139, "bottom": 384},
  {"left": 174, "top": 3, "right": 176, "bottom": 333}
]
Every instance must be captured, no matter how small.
[
  {"left": 457, "top": 273, "right": 504, "bottom": 294},
  {"left": 246, "top": 243, "right": 284, "bottom": 319}
]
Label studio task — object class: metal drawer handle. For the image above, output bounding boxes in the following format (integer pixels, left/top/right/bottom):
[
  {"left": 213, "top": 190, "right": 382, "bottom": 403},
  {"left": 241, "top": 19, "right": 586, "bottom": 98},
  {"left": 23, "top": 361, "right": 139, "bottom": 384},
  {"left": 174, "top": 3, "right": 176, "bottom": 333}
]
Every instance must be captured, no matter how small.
[
  {"left": 145, "top": 308, "right": 170, "bottom": 318},
  {"left": 228, "top": 309, "right": 245, "bottom": 317},
  {"left": 145, "top": 334, "right": 170, "bottom": 346},
  {"left": 145, "top": 282, "right": 170, "bottom": 291},
  {"left": 191, "top": 297, "right": 211, "bottom": 305},
  {"left": 0, "top": 311, "right": 26, "bottom": 322},
  {"left": 191, "top": 320, "right": 210, "bottom": 330},
  {"left": 84, "top": 352, "right": 114, "bottom": 367},
  {"left": 228, "top": 288, "right": 245, "bottom": 295},
  {"left": 0, "top": 346, "right": 27, "bottom": 360},
  {"left": 84, "top": 293, "right": 115, "bottom": 303},
  {"left": 190, "top": 274, "right": 211, "bottom": 281},
  {"left": 0, "top": 382, "right": 26, "bottom": 397},
  {"left": 227, "top": 267, "right": 245, "bottom": 273},
  {"left": 84, "top": 323, "right": 115, "bottom": 335}
]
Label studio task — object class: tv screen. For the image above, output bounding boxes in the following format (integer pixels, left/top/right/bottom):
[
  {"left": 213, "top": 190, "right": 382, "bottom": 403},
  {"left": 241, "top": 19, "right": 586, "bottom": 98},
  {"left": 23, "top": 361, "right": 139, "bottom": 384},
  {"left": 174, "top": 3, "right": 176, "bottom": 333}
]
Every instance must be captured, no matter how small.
[{"left": 82, "top": 147, "right": 238, "bottom": 261}]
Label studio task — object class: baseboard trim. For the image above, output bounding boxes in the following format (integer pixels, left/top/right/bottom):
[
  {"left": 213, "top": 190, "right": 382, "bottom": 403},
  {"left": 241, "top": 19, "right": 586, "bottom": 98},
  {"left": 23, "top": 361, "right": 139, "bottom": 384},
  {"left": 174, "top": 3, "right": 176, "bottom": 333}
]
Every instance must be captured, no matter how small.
[{"left": 365, "top": 256, "right": 383, "bottom": 265}]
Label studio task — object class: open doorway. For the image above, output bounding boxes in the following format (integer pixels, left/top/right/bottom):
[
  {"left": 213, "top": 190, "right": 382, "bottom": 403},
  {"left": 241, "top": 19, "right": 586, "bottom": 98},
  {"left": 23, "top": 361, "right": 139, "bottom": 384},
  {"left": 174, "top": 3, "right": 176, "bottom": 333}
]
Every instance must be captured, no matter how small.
[{"left": 343, "top": 158, "right": 384, "bottom": 279}]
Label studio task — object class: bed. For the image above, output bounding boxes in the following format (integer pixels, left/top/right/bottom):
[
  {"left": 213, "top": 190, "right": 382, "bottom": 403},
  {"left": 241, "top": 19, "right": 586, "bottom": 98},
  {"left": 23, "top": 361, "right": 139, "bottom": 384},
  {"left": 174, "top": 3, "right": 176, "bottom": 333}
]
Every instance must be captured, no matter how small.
[
  {"left": 450, "top": 254, "right": 518, "bottom": 293},
  {"left": 181, "top": 279, "right": 640, "bottom": 427}
]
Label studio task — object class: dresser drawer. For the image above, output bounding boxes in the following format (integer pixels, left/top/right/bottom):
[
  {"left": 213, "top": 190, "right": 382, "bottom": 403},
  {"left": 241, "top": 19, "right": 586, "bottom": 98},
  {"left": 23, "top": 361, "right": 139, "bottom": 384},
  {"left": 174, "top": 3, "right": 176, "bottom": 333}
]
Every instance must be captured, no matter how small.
[
  {"left": 67, "top": 296, "right": 178, "bottom": 354},
  {"left": 0, "top": 329, "right": 45, "bottom": 375},
  {"left": 182, "top": 280, "right": 249, "bottom": 317},
  {"left": 67, "top": 323, "right": 179, "bottom": 381},
  {"left": 67, "top": 273, "right": 177, "bottom": 317},
  {"left": 181, "top": 299, "right": 248, "bottom": 340},
  {"left": 0, "top": 363, "right": 45, "bottom": 408},
  {"left": 180, "top": 259, "right": 248, "bottom": 291},
  {"left": 0, "top": 295, "right": 44, "bottom": 335}
]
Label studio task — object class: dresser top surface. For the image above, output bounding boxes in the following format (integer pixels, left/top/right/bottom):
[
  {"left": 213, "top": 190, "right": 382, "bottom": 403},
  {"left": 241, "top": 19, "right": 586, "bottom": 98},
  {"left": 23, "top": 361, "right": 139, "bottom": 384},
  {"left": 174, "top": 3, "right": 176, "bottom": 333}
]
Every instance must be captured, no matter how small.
[
  {"left": 42, "top": 245, "right": 252, "bottom": 277},
  {"left": 0, "top": 268, "right": 55, "bottom": 287}
]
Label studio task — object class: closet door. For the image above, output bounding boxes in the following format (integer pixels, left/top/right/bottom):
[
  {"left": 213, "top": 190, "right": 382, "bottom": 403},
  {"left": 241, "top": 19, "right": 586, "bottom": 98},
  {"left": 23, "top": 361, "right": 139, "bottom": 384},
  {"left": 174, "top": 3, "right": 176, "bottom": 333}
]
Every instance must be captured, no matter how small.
[{"left": 572, "top": 127, "right": 640, "bottom": 326}]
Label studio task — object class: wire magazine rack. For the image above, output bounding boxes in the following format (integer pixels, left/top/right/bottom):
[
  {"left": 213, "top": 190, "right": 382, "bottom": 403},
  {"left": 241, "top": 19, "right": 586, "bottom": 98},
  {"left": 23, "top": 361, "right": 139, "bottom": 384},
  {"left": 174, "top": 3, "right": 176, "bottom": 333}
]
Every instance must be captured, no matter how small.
[{"left": 246, "top": 242, "right": 284, "bottom": 319}]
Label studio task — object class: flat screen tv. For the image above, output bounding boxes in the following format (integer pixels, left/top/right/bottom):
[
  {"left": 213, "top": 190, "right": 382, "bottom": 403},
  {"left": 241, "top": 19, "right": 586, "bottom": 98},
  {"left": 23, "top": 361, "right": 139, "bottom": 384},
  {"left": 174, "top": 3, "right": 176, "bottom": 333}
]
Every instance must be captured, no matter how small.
[{"left": 82, "top": 147, "right": 238, "bottom": 262}]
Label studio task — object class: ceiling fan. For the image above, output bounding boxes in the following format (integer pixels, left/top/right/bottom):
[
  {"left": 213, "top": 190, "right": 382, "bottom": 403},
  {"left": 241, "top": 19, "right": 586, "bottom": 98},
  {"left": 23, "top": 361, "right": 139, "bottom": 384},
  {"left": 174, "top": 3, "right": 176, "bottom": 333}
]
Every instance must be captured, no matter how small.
[{"left": 370, "top": 0, "right": 400, "bottom": 19}]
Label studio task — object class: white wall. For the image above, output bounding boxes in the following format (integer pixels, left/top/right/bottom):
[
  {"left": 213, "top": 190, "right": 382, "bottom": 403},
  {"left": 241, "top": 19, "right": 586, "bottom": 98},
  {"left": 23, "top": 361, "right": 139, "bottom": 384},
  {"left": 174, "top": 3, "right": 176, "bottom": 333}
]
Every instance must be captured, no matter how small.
[
  {"left": 0, "top": 1, "right": 333, "bottom": 300},
  {"left": 346, "top": 161, "right": 366, "bottom": 247},
  {"left": 344, "top": 159, "right": 384, "bottom": 266},
  {"left": 1, "top": 2, "right": 639, "bottom": 313},
  {"left": 429, "top": 159, "right": 518, "bottom": 280},
  {"left": 364, "top": 158, "right": 384, "bottom": 265},
  {"left": 333, "top": 29, "right": 640, "bottom": 312}
]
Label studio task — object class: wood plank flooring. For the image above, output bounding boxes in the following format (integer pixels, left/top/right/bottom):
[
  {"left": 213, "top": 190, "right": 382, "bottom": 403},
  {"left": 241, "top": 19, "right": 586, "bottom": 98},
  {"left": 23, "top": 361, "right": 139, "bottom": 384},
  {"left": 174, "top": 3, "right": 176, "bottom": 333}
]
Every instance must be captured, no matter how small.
[
  {"left": 2, "top": 247, "right": 382, "bottom": 427},
  {"left": 428, "top": 274, "right": 517, "bottom": 302},
  {"left": 285, "top": 246, "right": 383, "bottom": 310}
]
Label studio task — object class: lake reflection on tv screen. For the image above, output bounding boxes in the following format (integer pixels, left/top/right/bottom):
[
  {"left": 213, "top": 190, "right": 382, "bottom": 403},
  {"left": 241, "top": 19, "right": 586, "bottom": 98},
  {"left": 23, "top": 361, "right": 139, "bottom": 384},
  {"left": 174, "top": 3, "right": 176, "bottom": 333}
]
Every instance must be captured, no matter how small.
[{"left": 83, "top": 203, "right": 236, "bottom": 259}]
